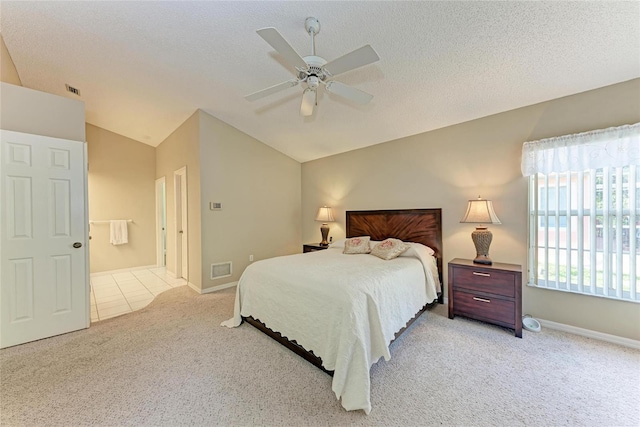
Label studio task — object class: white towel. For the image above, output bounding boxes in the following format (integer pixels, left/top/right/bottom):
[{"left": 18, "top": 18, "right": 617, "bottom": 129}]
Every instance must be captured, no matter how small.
[{"left": 110, "top": 220, "right": 128, "bottom": 245}]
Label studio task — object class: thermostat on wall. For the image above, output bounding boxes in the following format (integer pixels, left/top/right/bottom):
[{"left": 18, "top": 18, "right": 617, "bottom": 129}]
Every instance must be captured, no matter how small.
[{"left": 210, "top": 202, "right": 222, "bottom": 210}]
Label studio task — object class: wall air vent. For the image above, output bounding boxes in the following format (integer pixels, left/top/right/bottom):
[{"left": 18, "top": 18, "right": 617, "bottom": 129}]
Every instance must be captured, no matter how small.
[
  {"left": 210, "top": 261, "right": 232, "bottom": 279},
  {"left": 65, "top": 84, "right": 81, "bottom": 96}
]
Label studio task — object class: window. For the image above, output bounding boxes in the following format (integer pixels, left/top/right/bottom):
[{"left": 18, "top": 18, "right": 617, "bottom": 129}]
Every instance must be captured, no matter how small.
[
  {"left": 538, "top": 186, "right": 567, "bottom": 228},
  {"left": 522, "top": 123, "right": 640, "bottom": 303}
]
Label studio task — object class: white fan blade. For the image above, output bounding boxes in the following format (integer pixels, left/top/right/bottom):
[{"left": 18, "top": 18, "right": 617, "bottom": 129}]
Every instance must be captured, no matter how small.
[
  {"left": 325, "top": 81, "right": 373, "bottom": 105},
  {"left": 323, "top": 45, "right": 380, "bottom": 77},
  {"left": 257, "top": 27, "right": 308, "bottom": 70},
  {"left": 245, "top": 79, "right": 299, "bottom": 102},
  {"left": 300, "top": 89, "right": 316, "bottom": 116}
]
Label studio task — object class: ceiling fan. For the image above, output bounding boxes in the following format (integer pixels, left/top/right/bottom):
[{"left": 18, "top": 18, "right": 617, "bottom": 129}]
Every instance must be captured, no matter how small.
[{"left": 245, "top": 17, "right": 380, "bottom": 116}]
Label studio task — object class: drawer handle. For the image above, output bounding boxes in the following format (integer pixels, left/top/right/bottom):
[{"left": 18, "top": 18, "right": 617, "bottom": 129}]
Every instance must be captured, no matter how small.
[
  {"left": 472, "top": 272, "right": 490, "bottom": 277},
  {"left": 473, "top": 297, "right": 491, "bottom": 303}
]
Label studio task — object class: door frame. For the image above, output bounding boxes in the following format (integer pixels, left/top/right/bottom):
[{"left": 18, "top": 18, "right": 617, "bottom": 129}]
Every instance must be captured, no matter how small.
[
  {"left": 155, "top": 176, "right": 166, "bottom": 267},
  {"left": 173, "top": 167, "right": 188, "bottom": 280},
  {"left": 83, "top": 142, "right": 90, "bottom": 327}
]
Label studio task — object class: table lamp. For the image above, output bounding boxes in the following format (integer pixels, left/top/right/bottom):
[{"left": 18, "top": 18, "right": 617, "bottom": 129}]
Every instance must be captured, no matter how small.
[
  {"left": 460, "top": 196, "right": 501, "bottom": 265},
  {"left": 315, "top": 206, "right": 335, "bottom": 246}
]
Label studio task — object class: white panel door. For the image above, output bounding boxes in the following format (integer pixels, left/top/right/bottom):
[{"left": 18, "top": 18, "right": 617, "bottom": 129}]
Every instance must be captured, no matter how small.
[{"left": 1, "top": 130, "right": 89, "bottom": 348}]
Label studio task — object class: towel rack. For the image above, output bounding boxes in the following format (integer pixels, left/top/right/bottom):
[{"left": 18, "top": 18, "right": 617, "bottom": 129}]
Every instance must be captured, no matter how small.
[{"left": 89, "top": 219, "right": 134, "bottom": 224}]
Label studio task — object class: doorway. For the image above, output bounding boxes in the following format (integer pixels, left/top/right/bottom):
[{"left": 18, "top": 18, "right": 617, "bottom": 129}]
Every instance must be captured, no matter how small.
[
  {"left": 155, "top": 177, "right": 166, "bottom": 267},
  {"left": 173, "top": 167, "right": 188, "bottom": 280}
]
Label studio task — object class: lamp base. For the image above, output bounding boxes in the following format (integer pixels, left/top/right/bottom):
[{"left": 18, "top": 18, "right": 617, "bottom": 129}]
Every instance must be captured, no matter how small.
[
  {"left": 473, "top": 255, "right": 493, "bottom": 265},
  {"left": 471, "top": 227, "right": 493, "bottom": 265},
  {"left": 319, "top": 223, "right": 330, "bottom": 246}
]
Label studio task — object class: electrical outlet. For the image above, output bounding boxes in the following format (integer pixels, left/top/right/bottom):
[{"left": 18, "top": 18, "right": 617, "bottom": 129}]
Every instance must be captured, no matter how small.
[{"left": 249, "top": 254, "right": 254, "bottom": 262}]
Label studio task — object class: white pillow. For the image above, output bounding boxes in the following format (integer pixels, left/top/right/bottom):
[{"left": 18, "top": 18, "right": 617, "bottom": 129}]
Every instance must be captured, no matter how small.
[
  {"left": 400, "top": 242, "right": 435, "bottom": 257},
  {"left": 329, "top": 238, "right": 347, "bottom": 249}
]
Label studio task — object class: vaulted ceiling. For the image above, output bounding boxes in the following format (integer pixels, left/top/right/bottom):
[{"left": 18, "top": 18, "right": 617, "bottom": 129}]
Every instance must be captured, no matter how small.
[{"left": 1, "top": 1, "right": 638, "bottom": 162}]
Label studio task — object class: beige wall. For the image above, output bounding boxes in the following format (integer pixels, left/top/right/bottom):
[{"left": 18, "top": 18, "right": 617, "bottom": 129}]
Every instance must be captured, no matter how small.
[
  {"left": 198, "top": 110, "right": 301, "bottom": 292},
  {"left": 0, "top": 82, "right": 85, "bottom": 142},
  {"left": 155, "top": 111, "right": 202, "bottom": 289},
  {"left": 302, "top": 79, "right": 640, "bottom": 341},
  {"left": 0, "top": 33, "right": 21, "bottom": 86},
  {"left": 86, "top": 124, "right": 156, "bottom": 273}
]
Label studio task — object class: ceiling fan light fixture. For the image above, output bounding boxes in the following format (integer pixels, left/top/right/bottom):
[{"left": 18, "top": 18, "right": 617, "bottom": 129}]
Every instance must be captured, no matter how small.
[
  {"left": 301, "top": 89, "right": 316, "bottom": 116},
  {"left": 307, "top": 76, "right": 320, "bottom": 90}
]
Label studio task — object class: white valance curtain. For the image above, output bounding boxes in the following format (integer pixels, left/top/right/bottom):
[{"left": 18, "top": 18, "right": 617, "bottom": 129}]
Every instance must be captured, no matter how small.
[{"left": 521, "top": 122, "right": 640, "bottom": 176}]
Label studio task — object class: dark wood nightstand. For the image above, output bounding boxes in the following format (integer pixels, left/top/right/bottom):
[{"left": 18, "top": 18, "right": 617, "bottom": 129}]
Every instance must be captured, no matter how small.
[
  {"left": 303, "top": 243, "right": 329, "bottom": 253},
  {"left": 448, "top": 258, "right": 522, "bottom": 338}
]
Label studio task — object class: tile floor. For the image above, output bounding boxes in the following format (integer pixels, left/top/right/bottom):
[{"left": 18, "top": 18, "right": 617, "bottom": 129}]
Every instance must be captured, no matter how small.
[{"left": 90, "top": 267, "right": 187, "bottom": 322}]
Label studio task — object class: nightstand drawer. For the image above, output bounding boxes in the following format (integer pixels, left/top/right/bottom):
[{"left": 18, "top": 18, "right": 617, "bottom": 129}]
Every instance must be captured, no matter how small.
[
  {"left": 453, "top": 290, "right": 515, "bottom": 325},
  {"left": 452, "top": 267, "right": 515, "bottom": 298}
]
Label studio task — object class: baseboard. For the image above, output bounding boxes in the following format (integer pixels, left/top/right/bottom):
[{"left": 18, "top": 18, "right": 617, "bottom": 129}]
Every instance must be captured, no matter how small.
[
  {"left": 538, "top": 318, "right": 640, "bottom": 350},
  {"left": 203, "top": 281, "right": 237, "bottom": 293},
  {"left": 188, "top": 281, "right": 238, "bottom": 294},
  {"left": 91, "top": 264, "right": 159, "bottom": 277}
]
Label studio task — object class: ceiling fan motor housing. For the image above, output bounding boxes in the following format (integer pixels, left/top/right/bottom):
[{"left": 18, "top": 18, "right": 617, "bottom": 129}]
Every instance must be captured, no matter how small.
[{"left": 299, "top": 55, "right": 328, "bottom": 82}]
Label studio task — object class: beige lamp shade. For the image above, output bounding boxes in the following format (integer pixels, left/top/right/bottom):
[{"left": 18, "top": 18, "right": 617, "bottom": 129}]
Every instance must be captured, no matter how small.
[
  {"left": 315, "top": 206, "right": 334, "bottom": 246},
  {"left": 460, "top": 197, "right": 501, "bottom": 265},
  {"left": 460, "top": 197, "right": 501, "bottom": 225},
  {"left": 315, "top": 206, "right": 335, "bottom": 223}
]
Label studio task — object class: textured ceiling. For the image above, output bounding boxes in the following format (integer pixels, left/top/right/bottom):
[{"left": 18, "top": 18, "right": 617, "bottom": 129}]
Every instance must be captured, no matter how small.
[{"left": 1, "top": 1, "right": 638, "bottom": 162}]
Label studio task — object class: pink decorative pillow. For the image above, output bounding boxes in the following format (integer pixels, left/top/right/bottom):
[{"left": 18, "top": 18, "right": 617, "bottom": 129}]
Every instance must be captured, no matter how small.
[
  {"left": 370, "top": 238, "right": 410, "bottom": 260},
  {"left": 343, "top": 236, "right": 372, "bottom": 254}
]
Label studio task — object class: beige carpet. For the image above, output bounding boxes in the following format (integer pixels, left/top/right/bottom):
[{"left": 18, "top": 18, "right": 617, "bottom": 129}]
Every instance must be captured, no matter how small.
[{"left": 1, "top": 286, "right": 638, "bottom": 426}]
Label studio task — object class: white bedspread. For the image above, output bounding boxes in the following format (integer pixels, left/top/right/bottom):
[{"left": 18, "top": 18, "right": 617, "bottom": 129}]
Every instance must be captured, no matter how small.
[{"left": 221, "top": 245, "right": 440, "bottom": 414}]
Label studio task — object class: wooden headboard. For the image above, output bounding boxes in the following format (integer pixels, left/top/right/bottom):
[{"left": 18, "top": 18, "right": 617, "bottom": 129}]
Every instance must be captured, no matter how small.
[{"left": 346, "top": 209, "right": 443, "bottom": 299}]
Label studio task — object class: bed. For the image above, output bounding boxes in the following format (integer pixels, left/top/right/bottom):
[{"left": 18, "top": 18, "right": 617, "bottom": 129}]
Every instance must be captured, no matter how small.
[{"left": 222, "top": 209, "right": 443, "bottom": 414}]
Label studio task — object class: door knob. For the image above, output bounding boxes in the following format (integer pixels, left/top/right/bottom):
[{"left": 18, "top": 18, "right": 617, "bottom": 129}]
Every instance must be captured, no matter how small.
[
  {"left": 179, "top": 230, "right": 184, "bottom": 234},
  {"left": 73, "top": 242, "right": 83, "bottom": 248}
]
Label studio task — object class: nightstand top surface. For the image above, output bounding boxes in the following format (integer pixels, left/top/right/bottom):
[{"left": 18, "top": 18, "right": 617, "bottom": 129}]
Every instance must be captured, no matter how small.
[
  {"left": 449, "top": 258, "right": 521, "bottom": 272},
  {"left": 303, "top": 243, "right": 329, "bottom": 249}
]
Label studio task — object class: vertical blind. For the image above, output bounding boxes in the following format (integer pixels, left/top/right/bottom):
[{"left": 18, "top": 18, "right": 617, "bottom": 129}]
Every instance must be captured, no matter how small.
[{"left": 522, "top": 123, "right": 640, "bottom": 302}]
